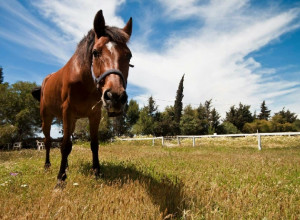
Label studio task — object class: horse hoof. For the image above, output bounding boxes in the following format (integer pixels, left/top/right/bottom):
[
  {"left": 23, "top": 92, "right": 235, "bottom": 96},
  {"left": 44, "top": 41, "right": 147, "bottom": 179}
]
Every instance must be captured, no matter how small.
[
  {"left": 44, "top": 163, "right": 51, "bottom": 170},
  {"left": 93, "top": 168, "right": 101, "bottom": 179},
  {"left": 54, "top": 180, "right": 66, "bottom": 190}
]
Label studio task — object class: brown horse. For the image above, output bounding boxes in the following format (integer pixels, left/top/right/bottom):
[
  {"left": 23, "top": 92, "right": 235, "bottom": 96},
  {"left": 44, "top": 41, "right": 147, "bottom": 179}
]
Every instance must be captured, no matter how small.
[{"left": 32, "top": 10, "right": 133, "bottom": 187}]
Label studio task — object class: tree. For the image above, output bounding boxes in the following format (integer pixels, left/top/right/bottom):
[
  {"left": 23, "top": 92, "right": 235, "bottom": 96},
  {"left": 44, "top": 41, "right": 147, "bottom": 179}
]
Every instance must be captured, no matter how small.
[
  {"left": 155, "top": 106, "right": 178, "bottom": 136},
  {"left": 126, "top": 99, "right": 140, "bottom": 128},
  {"left": 274, "top": 108, "right": 297, "bottom": 123},
  {"left": 0, "top": 66, "right": 3, "bottom": 84},
  {"left": 0, "top": 81, "right": 41, "bottom": 143},
  {"left": 180, "top": 105, "right": 200, "bottom": 135},
  {"left": 210, "top": 108, "right": 221, "bottom": 134},
  {"left": 148, "top": 96, "right": 158, "bottom": 117},
  {"left": 98, "top": 109, "right": 113, "bottom": 141},
  {"left": 174, "top": 74, "right": 184, "bottom": 124},
  {"left": 196, "top": 100, "right": 221, "bottom": 134},
  {"left": 74, "top": 118, "right": 89, "bottom": 140},
  {"left": 132, "top": 106, "right": 155, "bottom": 135},
  {"left": 219, "top": 121, "right": 240, "bottom": 134},
  {"left": 225, "top": 103, "right": 253, "bottom": 132},
  {"left": 258, "top": 100, "right": 271, "bottom": 120},
  {"left": 132, "top": 96, "right": 159, "bottom": 135}
]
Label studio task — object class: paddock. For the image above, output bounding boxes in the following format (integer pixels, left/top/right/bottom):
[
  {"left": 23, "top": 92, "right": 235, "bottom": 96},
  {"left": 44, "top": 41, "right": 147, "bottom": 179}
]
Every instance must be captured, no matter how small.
[{"left": 2, "top": 136, "right": 298, "bottom": 219}]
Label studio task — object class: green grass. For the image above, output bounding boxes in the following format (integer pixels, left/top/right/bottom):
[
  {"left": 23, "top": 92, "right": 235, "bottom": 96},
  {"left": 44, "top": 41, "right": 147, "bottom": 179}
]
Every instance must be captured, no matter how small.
[{"left": 0, "top": 136, "right": 299, "bottom": 219}]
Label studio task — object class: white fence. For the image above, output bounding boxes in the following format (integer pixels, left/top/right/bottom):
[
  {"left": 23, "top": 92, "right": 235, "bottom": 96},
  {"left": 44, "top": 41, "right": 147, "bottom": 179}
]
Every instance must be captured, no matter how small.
[{"left": 117, "top": 132, "right": 300, "bottom": 150}]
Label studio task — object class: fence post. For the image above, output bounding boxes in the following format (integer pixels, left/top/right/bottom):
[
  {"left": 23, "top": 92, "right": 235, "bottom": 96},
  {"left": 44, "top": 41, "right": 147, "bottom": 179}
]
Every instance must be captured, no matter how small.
[
  {"left": 161, "top": 137, "right": 164, "bottom": 146},
  {"left": 177, "top": 137, "right": 181, "bottom": 146},
  {"left": 152, "top": 138, "right": 155, "bottom": 146},
  {"left": 192, "top": 137, "right": 195, "bottom": 147},
  {"left": 257, "top": 134, "right": 262, "bottom": 150}
]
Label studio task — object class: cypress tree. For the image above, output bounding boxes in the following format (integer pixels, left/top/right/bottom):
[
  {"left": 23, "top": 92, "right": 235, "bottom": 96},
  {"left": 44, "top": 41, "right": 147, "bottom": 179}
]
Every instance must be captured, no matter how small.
[
  {"left": 174, "top": 74, "right": 184, "bottom": 123},
  {"left": 0, "top": 66, "right": 3, "bottom": 84}
]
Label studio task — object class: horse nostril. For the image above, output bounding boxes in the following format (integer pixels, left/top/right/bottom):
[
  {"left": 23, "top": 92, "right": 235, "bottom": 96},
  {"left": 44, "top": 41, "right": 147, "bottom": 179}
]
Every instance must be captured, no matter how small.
[
  {"left": 104, "top": 90, "right": 112, "bottom": 101},
  {"left": 120, "top": 91, "right": 128, "bottom": 105}
]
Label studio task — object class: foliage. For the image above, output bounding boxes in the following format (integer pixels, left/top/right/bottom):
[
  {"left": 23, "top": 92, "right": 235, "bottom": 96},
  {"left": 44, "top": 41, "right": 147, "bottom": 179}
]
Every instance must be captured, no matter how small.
[
  {"left": 270, "top": 114, "right": 296, "bottom": 132},
  {"left": 0, "top": 124, "right": 17, "bottom": 146},
  {"left": 73, "top": 118, "right": 89, "bottom": 140},
  {"left": 180, "top": 105, "right": 200, "bottom": 135},
  {"left": 126, "top": 99, "right": 140, "bottom": 128},
  {"left": 174, "top": 74, "right": 184, "bottom": 124},
  {"left": 274, "top": 108, "right": 297, "bottom": 123},
  {"left": 0, "top": 81, "right": 41, "bottom": 144},
  {"left": 98, "top": 109, "right": 113, "bottom": 141},
  {"left": 258, "top": 100, "right": 271, "bottom": 120},
  {"left": 132, "top": 106, "right": 155, "bottom": 135},
  {"left": 155, "top": 106, "right": 178, "bottom": 136},
  {"left": 147, "top": 96, "right": 157, "bottom": 117},
  {"left": 197, "top": 100, "right": 221, "bottom": 134},
  {"left": 225, "top": 103, "right": 253, "bottom": 132},
  {"left": 293, "top": 119, "right": 300, "bottom": 131},
  {"left": 219, "top": 121, "right": 240, "bottom": 134},
  {"left": 0, "top": 66, "right": 3, "bottom": 84},
  {"left": 243, "top": 119, "right": 273, "bottom": 133}
]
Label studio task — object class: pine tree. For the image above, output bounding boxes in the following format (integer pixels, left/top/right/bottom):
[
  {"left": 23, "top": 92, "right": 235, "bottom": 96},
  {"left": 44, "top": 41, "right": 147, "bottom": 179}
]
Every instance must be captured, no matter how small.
[
  {"left": 258, "top": 100, "right": 271, "bottom": 120},
  {"left": 225, "top": 103, "right": 253, "bottom": 131},
  {"left": 174, "top": 74, "right": 184, "bottom": 123},
  {"left": 0, "top": 66, "right": 3, "bottom": 84},
  {"left": 148, "top": 96, "right": 157, "bottom": 117}
]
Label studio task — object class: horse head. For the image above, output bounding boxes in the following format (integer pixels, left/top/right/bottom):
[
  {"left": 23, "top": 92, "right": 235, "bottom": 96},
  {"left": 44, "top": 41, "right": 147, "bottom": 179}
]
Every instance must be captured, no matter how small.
[{"left": 91, "top": 10, "right": 132, "bottom": 117}]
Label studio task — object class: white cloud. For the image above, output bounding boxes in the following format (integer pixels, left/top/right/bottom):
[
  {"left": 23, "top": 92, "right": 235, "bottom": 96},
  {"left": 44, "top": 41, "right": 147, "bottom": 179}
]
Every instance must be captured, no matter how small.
[
  {"left": 33, "top": 0, "right": 126, "bottom": 41},
  {"left": 1, "top": 0, "right": 300, "bottom": 118},
  {"left": 129, "top": 1, "right": 300, "bottom": 117}
]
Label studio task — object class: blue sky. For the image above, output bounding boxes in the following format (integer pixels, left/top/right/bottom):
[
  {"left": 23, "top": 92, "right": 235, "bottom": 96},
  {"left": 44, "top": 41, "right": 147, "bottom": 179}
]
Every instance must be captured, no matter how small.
[{"left": 1, "top": 0, "right": 300, "bottom": 120}]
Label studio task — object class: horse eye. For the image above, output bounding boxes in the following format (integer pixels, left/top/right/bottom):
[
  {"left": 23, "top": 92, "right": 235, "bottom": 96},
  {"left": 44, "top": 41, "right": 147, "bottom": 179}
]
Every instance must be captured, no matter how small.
[{"left": 92, "top": 49, "right": 100, "bottom": 58}]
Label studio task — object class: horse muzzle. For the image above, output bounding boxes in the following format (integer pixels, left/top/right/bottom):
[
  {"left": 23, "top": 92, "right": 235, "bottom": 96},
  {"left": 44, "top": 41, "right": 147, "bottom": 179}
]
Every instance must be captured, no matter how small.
[{"left": 102, "top": 89, "right": 128, "bottom": 117}]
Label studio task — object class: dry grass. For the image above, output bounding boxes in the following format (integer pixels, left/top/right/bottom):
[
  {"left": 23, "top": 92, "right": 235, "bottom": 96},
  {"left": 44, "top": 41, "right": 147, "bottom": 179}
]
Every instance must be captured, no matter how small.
[{"left": 0, "top": 136, "right": 299, "bottom": 219}]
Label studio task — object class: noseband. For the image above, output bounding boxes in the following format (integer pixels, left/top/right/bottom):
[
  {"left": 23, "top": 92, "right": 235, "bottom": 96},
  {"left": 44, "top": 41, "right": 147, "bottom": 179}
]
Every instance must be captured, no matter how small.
[{"left": 91, "top": 64, "right": 127, "bottom": 89}]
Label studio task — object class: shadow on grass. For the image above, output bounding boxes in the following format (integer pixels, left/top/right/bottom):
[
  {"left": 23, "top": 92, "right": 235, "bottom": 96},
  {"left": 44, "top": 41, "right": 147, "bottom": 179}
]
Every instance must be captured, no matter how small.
[{"left": 79, "top": 161, "right": 187, "bottom": 219}]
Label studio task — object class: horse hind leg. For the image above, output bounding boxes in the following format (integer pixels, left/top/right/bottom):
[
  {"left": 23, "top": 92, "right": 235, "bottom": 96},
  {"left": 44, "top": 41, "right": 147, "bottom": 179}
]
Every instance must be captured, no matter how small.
[{"left": 42, "top": 115, "right": 53, "bottom": 169}]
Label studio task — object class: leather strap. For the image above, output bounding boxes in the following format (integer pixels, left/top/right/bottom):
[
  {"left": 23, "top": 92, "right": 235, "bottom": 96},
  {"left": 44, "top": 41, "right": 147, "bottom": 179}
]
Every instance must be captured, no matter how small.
[{"left": 91, "top": 64, "right": 127, "bottom": 89}]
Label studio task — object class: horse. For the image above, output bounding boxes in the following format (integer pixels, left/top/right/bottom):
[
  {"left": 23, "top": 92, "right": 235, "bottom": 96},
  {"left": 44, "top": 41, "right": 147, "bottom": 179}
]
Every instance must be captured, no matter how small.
[{"left": 31, "top": 10, "right": 133, "bottom": 187}]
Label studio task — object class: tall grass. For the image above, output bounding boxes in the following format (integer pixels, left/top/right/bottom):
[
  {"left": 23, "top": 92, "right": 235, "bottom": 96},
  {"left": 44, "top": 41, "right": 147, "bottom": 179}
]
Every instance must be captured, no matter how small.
[{"left": 0, "top": 136, "right": 299, "bottom": 219}]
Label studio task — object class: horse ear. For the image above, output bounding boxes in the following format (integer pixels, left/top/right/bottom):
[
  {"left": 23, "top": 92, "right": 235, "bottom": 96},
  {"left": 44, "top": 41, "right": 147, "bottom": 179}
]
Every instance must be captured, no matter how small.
[
  {"left": 123, "top": 17, "right": 132, "bottom": 37},
  {"left": 94, "top": 10, "right": 105, "bottom": 38}
]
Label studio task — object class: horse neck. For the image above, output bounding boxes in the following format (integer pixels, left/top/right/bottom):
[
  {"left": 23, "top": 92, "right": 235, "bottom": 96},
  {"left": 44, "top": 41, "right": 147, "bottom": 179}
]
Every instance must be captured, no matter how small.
[{"left": 67, "top": 55, "right": 96, "bottom": 92}]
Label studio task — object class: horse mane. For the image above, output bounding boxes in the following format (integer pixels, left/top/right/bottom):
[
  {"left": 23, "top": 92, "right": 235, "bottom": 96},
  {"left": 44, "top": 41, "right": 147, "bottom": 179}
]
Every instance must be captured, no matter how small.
[{"left": 76, "top": 26, "right": 130, "bottom": 69}]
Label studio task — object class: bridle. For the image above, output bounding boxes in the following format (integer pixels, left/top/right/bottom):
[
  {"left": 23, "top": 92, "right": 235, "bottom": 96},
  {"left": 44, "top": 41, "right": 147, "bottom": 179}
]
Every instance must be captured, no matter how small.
[{"left": 91, "top": 64, "right": 127, "bottom": 89}]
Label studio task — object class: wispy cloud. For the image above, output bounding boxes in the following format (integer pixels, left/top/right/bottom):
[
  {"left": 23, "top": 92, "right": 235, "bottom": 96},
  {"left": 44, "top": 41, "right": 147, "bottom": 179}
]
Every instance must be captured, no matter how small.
[
  {"left": 0, "top": 0, "right": 73, "bottom": 64},
  {"left": 1, "top": 0, "right": 299, "bottom": 117},
  {"left": 32, "top": 0, "right": 126, "bottom": 41},
  {"left": 129, "top": 1, "right": 300, "bottom": 116}
]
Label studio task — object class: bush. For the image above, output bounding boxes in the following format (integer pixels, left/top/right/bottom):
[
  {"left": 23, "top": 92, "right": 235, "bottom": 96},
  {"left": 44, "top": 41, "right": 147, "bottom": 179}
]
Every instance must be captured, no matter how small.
[
  {"left": 219, "top": 122, "right": 240, "bottom": 134},
  {"left": 0, "top": 124, "right": 17, "bottom": 147}
]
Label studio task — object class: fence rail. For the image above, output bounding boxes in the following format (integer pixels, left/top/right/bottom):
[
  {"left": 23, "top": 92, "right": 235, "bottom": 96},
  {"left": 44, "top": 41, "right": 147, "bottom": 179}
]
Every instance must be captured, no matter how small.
[{"left": 117, "top": 132, "right": 300, "bottom": 150}]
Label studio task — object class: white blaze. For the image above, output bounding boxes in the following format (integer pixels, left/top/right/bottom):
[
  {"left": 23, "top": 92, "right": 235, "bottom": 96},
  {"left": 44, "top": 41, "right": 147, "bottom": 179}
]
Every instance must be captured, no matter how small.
[{"left": 106, "top": 42, "right": 116, "bottom": 53}]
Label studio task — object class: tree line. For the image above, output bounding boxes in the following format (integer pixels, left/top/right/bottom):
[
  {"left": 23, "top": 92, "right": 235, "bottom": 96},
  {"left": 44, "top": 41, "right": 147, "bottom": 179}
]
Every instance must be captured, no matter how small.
[
  {"left": 74, "top": 74, "right": 300, "bottom": 140},
  {"left": 0, "top": 67, "right": 299, "bottom": 146}
]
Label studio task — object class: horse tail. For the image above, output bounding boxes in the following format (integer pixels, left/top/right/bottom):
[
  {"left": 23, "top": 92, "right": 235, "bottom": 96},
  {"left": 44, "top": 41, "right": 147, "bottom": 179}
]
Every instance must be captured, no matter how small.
[{"left": 31, "top": 87, "right": 41, "bottom": 102}]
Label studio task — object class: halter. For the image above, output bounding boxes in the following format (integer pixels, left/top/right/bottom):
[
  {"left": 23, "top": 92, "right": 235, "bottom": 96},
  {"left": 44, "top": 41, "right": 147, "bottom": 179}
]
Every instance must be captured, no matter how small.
[{"left": 91, "top": 64, "right": 127, "bottom": 89}]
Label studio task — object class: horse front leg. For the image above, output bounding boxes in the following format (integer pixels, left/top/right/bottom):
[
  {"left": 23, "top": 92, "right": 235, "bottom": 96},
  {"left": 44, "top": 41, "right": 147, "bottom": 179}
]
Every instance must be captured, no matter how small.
[
  {"left": 56, "top": 106, "right": 75, "bottom": 187},
  {"left": 89, "top": 114, "right": 101, "bottom": 177}
]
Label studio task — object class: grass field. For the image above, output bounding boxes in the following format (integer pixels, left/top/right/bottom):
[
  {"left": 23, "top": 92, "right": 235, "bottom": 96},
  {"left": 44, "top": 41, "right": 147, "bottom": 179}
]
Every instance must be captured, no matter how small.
[{"left": 0, "top": 136, "right": 299, "bottom": 219}]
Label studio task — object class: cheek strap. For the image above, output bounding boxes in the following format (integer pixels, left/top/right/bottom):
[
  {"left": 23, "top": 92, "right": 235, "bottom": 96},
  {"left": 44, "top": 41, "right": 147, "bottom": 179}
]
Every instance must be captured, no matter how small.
[{"left": 91, "top": 64, "right": 127, "bottom": 89}]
